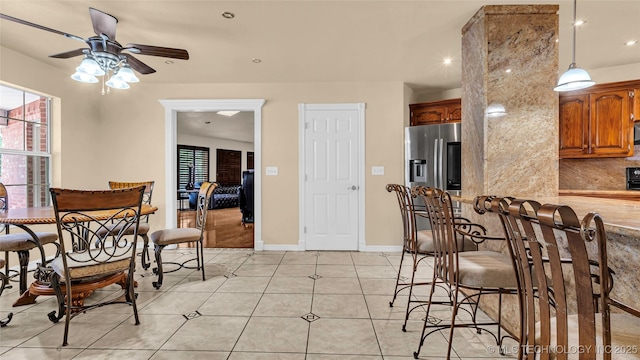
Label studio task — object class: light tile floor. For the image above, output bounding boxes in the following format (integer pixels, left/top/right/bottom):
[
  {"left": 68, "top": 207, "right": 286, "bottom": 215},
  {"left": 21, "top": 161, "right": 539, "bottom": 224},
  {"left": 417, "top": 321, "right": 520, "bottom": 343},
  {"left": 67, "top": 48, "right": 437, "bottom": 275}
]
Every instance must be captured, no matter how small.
[{"left": 0, "top": 249, "right": 518, "bottom": 359}]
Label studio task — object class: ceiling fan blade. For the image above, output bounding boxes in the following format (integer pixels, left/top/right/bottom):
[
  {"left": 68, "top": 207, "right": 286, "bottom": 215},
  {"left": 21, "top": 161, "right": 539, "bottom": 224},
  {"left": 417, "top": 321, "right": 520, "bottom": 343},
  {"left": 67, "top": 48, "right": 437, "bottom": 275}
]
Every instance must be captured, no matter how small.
[
  {"left": 89, "top": 7, "right": 117, "bottom": 40},
  {"left": 49, "top": 48, "right": 86, "bottom": 59},
  {"left": 0, "top": 13, "right": 85, "bottom": 42},
  {"left": 124, "top": 54, "right": 156, "bottom": 75},
  {"left": 126, "top": 43, "right": 189, "bottom": 60}
]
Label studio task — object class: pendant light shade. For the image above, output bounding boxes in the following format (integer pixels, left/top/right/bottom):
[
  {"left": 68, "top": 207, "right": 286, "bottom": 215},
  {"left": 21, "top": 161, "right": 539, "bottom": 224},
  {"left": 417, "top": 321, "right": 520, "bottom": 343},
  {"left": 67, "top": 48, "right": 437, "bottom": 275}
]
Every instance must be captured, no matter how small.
[
  {"left": 554, "top": 0, "right": 595, "bottom": 92},
  {"left": 554, "top": 63, "right": 595, "bottom": 91}
]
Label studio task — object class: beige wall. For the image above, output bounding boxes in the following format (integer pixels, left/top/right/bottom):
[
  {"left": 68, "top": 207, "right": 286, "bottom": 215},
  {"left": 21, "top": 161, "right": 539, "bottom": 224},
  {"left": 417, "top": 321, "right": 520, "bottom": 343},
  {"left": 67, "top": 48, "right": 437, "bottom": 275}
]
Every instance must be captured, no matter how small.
[
  {"left": 95, "top": 82, "right": 407, "bottom": 248},
  {"left": 1, "top": 45, "right": 407, "bottom": 250}
]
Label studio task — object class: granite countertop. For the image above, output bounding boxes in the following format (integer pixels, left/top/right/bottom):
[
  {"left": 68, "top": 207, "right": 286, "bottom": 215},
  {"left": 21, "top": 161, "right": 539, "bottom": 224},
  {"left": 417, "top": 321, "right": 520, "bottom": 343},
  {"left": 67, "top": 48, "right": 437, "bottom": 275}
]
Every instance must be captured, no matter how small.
[{"left": 454, "top": 194, "right": 640, "bottom": 238}]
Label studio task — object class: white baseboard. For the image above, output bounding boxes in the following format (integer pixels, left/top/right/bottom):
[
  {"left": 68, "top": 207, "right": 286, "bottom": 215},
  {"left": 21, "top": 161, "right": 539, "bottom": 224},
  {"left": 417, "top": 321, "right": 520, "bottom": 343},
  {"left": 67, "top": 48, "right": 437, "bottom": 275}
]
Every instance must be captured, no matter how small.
[
  {"left": 262, "top": 244, "right": 303, "bottom": 251},
  {"left": 363, "top": 245, "right": 403, "bottom": 253}
]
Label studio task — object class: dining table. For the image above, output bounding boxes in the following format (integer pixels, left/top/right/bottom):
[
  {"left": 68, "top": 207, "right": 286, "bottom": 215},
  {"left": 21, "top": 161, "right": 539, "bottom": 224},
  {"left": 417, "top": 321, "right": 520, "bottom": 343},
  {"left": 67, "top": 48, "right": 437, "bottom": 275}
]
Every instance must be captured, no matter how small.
[{"left": 0, "top": 204, "right": 158, "bottom": 307}]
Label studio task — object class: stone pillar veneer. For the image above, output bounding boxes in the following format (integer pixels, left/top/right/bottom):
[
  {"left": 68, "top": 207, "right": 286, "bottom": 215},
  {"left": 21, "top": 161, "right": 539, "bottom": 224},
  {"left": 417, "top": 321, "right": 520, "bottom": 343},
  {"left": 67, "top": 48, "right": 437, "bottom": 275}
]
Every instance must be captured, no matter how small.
[{"left": 462, "top": 5, "right": 559, "bottom": 198}]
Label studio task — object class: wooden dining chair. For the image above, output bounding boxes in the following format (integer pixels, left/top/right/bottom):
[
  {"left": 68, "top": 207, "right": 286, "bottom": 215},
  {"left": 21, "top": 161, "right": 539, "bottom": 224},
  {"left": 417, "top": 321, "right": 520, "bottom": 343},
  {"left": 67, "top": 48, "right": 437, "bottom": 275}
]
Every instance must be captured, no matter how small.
[
  {"left": 0, "top": 182, "right": 58, "bottom": 295},
  {"left": 48, "top": 186, "right": 145, "bottom": 346},
  {"left": 149, "top": 181, "right": 216, "bottom": 289},
  {"left": 107, "top": 181, "right": 155, "bottom": 270},
  {"left": 483, "top": 196, "right": 640, "bottom": 360},
  {"left": 412, "top": 186, "right": 519, "bottom": 360}
]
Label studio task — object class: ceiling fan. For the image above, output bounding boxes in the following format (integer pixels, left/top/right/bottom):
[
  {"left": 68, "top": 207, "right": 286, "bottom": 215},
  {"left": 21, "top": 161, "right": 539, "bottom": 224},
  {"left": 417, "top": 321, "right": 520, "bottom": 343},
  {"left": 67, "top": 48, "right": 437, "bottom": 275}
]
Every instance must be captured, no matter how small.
[{"left": 0, "top": 7, "right": 189, "bottom": 91}]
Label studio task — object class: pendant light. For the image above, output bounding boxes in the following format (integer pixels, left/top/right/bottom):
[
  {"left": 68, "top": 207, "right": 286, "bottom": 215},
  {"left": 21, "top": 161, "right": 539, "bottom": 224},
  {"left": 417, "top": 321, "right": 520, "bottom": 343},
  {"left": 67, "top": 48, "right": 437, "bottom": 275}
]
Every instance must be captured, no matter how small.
[{"left": 554, "top": 0, "right": 595, "bottom": 92}]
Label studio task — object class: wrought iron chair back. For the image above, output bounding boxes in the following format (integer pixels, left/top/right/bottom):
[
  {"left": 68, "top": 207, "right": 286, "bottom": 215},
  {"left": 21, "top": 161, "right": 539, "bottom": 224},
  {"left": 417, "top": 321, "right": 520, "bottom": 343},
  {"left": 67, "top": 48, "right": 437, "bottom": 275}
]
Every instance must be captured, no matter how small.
[{"left": 48, "top": 186, "right": 145, "bottom": 346}]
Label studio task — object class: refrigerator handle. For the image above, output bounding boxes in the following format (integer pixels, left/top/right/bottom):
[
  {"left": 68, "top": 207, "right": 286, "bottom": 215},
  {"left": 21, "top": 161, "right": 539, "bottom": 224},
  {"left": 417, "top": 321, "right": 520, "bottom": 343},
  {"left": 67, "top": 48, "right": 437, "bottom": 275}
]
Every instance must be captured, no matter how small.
[
  {"left": 433, "top": 139, "right": 438, "bottom": 188},
  {"left": 439, "top": 138, "right": 444, "bottom": 189}
]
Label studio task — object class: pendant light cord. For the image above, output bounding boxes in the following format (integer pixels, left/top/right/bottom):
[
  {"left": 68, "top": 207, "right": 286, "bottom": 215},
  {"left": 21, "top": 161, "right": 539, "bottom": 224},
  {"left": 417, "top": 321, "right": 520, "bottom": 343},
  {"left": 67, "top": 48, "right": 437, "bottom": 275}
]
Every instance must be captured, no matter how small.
[{"left": 571, "top": 0, "right": 577, "bottom": 65}]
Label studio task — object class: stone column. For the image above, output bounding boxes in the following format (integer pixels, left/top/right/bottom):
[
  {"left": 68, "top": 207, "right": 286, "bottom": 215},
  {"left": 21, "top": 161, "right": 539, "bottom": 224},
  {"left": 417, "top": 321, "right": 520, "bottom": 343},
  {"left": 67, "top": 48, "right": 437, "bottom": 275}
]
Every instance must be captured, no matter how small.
[
  {"left": 462, "top": 5, "right": 559, "bottom": 199},
  {"left": 460, "top": 4, "right": 559, "bottom": 337}
]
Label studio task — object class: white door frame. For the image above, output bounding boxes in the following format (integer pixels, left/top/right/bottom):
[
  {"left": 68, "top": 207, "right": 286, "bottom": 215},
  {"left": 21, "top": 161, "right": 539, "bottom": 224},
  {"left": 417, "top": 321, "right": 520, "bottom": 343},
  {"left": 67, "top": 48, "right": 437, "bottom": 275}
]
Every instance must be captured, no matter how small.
[
  {"left": 160, "top": 99, "right": 266, "bottom": 250},
  {"left": 298, "top": 103, "right": 366, "bottom": 251}
]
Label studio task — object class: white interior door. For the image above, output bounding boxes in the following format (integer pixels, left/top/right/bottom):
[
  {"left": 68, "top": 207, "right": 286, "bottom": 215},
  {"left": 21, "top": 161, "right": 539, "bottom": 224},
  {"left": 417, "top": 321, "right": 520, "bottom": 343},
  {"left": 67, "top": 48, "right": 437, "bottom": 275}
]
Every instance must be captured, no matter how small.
[{"left": 301, "top": 104, "right": 362, "bottom": 251}]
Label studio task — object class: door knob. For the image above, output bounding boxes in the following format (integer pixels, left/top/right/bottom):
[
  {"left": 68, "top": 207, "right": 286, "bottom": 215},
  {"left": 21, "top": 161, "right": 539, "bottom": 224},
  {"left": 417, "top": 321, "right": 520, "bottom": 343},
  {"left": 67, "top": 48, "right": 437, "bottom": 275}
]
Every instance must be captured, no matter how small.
[{"left": 348, "top": 185, "right": 358, "bottom": 190}]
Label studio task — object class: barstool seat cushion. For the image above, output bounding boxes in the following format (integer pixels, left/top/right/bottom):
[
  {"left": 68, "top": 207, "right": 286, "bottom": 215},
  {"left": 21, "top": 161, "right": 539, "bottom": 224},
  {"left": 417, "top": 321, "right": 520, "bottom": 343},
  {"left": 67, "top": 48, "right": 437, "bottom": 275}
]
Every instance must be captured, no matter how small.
[
  {"left": 456, "top": 251, "right": 517, "bottom": 288},
  {"left": 0, "top": 232, "right": 58, "bottom": 251},
  {"left": 150, "top": 228, "right": 201, "bottom": 246},
  {"left": 416, "top": 230, "right": 478, "bottom": 254},
  {"left": 535, "top": 313, "right": 640, "bottom": 360}
]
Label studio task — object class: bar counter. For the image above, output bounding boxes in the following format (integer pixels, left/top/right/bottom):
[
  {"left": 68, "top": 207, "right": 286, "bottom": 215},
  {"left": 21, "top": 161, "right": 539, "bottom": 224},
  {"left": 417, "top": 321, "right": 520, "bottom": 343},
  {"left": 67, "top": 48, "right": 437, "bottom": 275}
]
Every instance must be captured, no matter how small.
[
  {"left": 451, "top": 192, "right": 640, "bottom": 334},
  {"left": 454, "top": 192, "right": 640, "bottom": 238}
]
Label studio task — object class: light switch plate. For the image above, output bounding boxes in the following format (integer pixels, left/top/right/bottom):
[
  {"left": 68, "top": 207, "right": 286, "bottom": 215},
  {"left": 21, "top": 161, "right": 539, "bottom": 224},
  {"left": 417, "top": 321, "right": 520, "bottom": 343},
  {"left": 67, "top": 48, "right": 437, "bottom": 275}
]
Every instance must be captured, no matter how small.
[
  {"left": 266, "top": 166, "right": 278, "bottom": 176},
  {"left": 372, "top": 166, "right": 384, "bottom": 175}
]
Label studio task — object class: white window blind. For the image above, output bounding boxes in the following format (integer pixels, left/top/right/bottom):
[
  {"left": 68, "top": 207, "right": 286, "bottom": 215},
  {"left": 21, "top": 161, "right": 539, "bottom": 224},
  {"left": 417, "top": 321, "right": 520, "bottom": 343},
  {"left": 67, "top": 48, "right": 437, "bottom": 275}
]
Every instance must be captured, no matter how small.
[{"left": 177, "top": 145, "right": 210, "bottom": 190}]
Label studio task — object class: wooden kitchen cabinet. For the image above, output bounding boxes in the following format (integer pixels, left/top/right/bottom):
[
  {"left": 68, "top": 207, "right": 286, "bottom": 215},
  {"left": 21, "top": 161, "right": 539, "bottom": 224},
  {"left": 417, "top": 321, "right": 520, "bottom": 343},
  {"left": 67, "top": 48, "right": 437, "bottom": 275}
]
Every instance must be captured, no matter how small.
[
  {"left": 559, "top": 80, "right": 637, "bottom": 159},
  {"left": 410, "top": 98, "right": 461, "bottom": 126}
]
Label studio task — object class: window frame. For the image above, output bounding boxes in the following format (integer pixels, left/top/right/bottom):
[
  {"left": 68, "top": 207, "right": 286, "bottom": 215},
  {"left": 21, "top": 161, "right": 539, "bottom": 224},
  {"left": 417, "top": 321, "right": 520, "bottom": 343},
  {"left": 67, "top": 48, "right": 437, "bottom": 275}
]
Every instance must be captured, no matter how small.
[
  {"left": 0, "top": 84, "right": 52, "bottom": 208},
  {"left": 177, "top": 144, "right": 210, "bottom": 190}
]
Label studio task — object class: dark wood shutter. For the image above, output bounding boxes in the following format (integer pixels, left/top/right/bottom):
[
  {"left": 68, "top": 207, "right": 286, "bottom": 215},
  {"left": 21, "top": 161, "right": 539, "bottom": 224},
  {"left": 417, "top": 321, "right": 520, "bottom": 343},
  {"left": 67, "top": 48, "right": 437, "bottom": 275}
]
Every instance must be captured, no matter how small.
[
  {"left": 177, "top": 145, "right": 210, "bottom": 190},
  {"left": 216, "top": 149, "right": 241, "bottom": 185},
  {"left": 247, "top": 152, "right": 254, "bottom": 170}
]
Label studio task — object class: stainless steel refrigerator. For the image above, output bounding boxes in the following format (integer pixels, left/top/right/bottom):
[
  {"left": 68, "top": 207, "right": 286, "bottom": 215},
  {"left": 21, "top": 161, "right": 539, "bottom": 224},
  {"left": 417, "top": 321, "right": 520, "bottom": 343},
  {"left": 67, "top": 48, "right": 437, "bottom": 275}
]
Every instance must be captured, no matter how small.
[{"left": 405, "top": 123, "right": 462, "bottom": 229}]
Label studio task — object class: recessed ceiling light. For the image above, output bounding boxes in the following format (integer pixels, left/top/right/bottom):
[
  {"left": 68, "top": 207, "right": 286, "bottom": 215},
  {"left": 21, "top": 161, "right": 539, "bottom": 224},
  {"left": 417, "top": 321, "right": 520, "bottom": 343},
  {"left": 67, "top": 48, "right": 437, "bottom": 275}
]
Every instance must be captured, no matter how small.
[
  {"left": 625, "top": 40, "right": 638, "bottom": 46},
  {"left": 252, "top": 58, "right": 262, "bottom": 63},
  {"left": 222, "top": 12, "right": 235, "bottom": 19},
  {"left": 505, "top": 69, "right": 512, "bottom": 74},
  {"left": 217, "top": 110, "right": 240, "bottom": 117},
  {"left": 573, "top": 19, "right": 585, "bottom": 26},
  {"left": 443, "top": 57, "right": 452, "bottom": 65}
]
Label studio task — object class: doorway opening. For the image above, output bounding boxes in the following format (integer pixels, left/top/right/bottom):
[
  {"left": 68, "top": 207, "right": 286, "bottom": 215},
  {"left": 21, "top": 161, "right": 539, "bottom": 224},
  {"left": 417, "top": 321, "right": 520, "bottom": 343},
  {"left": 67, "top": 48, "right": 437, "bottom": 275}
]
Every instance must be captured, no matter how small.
[{"left": 160, "top": 99, "right": 266, "bottom": 250}]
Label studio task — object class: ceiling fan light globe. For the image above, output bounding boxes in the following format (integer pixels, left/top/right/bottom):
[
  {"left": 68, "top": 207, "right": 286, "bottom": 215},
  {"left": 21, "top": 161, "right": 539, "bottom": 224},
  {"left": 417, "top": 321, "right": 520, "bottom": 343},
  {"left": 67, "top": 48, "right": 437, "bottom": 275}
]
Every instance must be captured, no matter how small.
[
  {"left": 77, "top": 58, "right": 105, "bottom": 76},
  {"left": 554, "top": 64, "right": 595, "bottom": 92},
  {"left": 71, "top": 71, "right": 98, "bottom": 83},
  {"left": 117, "top": 66, "right": 139, "bottom": 83},
  {"left": 106, "top": 76, "right": 130, "bottom": 89}
]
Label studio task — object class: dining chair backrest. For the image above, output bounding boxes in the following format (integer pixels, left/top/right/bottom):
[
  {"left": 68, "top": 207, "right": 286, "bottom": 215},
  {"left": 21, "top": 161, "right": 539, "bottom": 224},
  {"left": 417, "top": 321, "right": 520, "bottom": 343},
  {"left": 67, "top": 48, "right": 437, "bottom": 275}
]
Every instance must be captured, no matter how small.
[
  {"left": 386, "top": 184, "right": 419, "bottom": 253},
  {"left": 0, "top": 183, "right": 7, "bottom": 234},
  {"left": 476, "top": 196, "right": 640, "bottom": 360},
  {"left": 0, "top": 183, "right": 7, "bottom": 211},
  {"left": 49, "top": 187, "right": 145, "bottom": 275},
  {"left": 194, "top": 181, "right": 217, "bottom": 233},
  {"left": 108, "top": 181, "right": 154, "bottom": 221}
]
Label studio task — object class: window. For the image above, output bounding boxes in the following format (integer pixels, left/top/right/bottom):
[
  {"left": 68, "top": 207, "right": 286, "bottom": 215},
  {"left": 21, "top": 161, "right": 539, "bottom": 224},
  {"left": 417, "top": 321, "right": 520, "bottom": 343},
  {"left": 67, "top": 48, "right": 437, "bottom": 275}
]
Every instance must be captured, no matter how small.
[
  {"left": 177, "top": 145, "right": 210, "bottom": 190},
  {"left": 0, "top": 84, "right": 51, "bottom": 208}
]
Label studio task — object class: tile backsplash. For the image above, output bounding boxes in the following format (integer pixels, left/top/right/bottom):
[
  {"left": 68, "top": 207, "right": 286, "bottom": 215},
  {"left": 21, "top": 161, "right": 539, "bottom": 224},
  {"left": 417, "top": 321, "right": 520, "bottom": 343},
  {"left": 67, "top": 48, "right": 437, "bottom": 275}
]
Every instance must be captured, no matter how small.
[{"left": 559, "top": 145, "right": 640, "bottom": 190}]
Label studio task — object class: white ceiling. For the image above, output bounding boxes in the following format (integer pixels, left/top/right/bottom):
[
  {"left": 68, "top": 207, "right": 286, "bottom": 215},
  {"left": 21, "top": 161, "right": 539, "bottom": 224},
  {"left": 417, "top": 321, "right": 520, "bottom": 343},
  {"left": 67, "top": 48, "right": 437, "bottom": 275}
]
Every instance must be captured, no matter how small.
[
  {"left": 177, "top": 111, "right": 255, "bottom": 143},
  {"left": 0, "top": 0, "right": 638, "bottom": 94}
]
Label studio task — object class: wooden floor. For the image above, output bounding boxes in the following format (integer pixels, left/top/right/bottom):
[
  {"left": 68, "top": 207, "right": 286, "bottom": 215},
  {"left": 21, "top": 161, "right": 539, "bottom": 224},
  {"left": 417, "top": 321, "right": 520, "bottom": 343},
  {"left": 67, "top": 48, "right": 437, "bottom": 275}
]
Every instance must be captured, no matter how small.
[{"left": 177, "top": 207, "right": 254, "bottom": 248}]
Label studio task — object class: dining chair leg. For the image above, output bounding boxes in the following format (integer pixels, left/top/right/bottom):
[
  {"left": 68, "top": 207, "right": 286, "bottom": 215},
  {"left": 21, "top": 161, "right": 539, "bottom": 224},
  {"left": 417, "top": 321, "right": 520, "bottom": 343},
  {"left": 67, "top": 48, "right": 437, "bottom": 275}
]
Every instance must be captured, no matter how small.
[
  {"left": 126, "top": 271, "right": 140, "bottom": 325},
  {"left": 199, "top": 239, "right": 205, "bottom": 281},
  {"left": 47, "top": 274, "right": 65, "bottom": 323},
  {"left": 152, "top": 244, "right": 166, "bottom": 289},
  {"left": 17, "top": 250, "right": 29, "bottom": 295},
  {"left": 140, "top": 234, "right": 150, "bottom": 270}
]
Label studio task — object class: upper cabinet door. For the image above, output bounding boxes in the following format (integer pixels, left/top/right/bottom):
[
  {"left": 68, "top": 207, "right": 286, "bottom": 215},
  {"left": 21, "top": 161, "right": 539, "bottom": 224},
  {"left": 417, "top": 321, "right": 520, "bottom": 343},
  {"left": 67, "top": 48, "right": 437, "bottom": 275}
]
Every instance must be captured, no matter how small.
[
  {"left": 590, "top": 89, "right": 632, "bottom": 157},
  {"left": 559, "top": 94, "right": 589, "bottom": 158},
  {"left": 558, "top": 79, "right": 638, "bottom": 159},
  {"left": 410, "top": 99, "right": 461, "bottom": 126}
]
